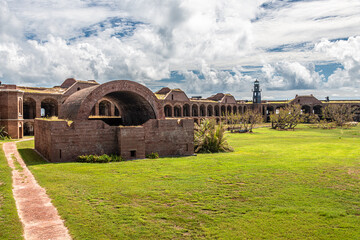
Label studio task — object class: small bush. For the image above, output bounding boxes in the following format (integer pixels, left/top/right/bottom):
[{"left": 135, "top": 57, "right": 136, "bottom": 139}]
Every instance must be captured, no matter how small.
[
  {"left": 146, "top": 152, "right": 159, "bottom": 159},
  {"left": 110, "top": 154, "right": 123, "bottom": 162},
  {"left": 0, "top": 126, "right": 11, "bottom": 140},
  {"left": 194, "top": 119, "right": 233, "bottom": 153},
  {"left": 77, "top": 154, "right": 124, "bottom": 163}
]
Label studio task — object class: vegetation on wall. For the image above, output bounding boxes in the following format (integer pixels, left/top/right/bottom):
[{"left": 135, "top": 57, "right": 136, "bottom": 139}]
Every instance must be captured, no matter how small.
[{"left": 194, "top": 119, "right": 233, "bottom": 153}]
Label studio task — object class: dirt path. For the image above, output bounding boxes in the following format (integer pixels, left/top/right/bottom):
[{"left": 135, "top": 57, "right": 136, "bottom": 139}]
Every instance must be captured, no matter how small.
[{"left": 3, "top": 142, "right": 72, "bottom": 240}]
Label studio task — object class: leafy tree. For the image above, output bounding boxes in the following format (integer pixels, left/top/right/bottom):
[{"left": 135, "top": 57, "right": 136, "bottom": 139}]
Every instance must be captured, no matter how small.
[
  {"left": 227, "top": 110, "right": 263, "bottom": 133},
  {"left": 241, "top": 109, "right": 263, "bottom": 133},
  {"left": 323, "top": 104, "right": 355, "bottom": 127},
  {"left": 194, "top": 119, "right": 233, "bottom": 153},
  {"left": 270, "top": 104, "right": 303, "bottom": 130}
]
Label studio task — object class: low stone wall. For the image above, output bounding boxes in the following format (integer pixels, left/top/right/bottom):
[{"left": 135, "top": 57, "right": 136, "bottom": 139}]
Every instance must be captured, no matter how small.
[{"left": 35, "top": 118, "right": 194, "bottom": 162}]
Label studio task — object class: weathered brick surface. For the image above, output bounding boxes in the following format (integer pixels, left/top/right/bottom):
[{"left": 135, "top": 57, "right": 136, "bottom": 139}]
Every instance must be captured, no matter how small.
[
  {"left": 118, "top": 126, "right": 145, "bottom": 159},
  {"left": 35, "top": 119, "right": 118, "bottom": 162},
  {"left": 143, "top": 119, "right": 194, "bottom": 157},
  {"left": 0, "top": 88, "right": 24, "bottom": 138},
  {"left": 35, "top": 118, "right": 194, "bottom": 162}
]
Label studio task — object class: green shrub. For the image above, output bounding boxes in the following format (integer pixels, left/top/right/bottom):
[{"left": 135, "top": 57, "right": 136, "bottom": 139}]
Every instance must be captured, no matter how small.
[
  {"left": 110, "top": 154, "right": 123, "bottom": 162},
  {"left": 194, "top": 119, "right": 233, "bottom": 153},
  {"left": 77, "top": 154, "right": 124, "bottom": 163},
  {"left": 146, "top": 152, "right": 159, "bottom": 159},
  {"left": 0, "top": 126, "right": 11, "bottom": 140}
]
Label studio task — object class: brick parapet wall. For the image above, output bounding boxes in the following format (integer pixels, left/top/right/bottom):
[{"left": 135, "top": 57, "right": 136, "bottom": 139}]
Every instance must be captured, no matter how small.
[{"left": 35, "top": 118, "right": 194, "bottom": 162}]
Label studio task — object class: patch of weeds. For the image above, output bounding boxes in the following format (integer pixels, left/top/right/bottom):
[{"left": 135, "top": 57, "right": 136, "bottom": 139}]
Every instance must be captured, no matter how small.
[
  {"left": 77, "top": 154, "right": 124, "bottom": 163},
  {"left": 11, "top": 155, "right": 23, "bottom": 171},
  {"left": 146, "top": 152, "right": 159, "bottom": 159}
]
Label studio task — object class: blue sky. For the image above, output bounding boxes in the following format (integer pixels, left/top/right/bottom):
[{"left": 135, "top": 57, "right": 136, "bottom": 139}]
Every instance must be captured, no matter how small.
[{"left": 0, "top": 0, "right": 360, "bottom": 100}]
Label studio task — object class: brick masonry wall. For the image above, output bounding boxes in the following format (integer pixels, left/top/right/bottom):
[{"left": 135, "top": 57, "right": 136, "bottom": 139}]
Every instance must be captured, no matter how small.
[
  {"left": 0, "top": 90, "right": 24, "bottom": 138},
  {"left": 118, "top": 126, "right": 145, "bottom": 160},
  {"left": 143, "top": 119, "right": 194, "bottom": 157},
  {"left": 35, "top": 119, "right": 118, "bottom": 162},
  {"left": 35, "top": 118, "right": 194, "bottom": 162}
]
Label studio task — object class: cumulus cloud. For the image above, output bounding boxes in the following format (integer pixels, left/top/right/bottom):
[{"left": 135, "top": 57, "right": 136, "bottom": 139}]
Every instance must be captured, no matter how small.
[
  {"left": 261, "top": 61, "right": 324, "bottom": 90},
  {"left": 315, "top": 36, "right": 360, "bottom": 88},
  {"left": 0, "top": 0, "right": 360, "bottom": 99},
  {"left": 0, "top": 0, "right": 267, "bottom": 87},
  {"left": 169, "top": 62, "right": 255, "bottom": 96}
]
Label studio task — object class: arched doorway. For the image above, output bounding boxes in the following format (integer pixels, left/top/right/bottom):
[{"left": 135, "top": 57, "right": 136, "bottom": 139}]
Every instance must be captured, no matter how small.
[
  {"left": 164, "top": 105, "right": 172, "bottom": 117},
  {"left": 221, "top": 106, "right": 226, "bottom": 116},
  {"left": 41, "top": 98, "right": 58, "bottom": 117},
  {"left": 214, "top": 105, "right": 220, "bottom": 116},
  {"left": 301, "top": 105, "right": 311, "bottom": 114},
  {"left": 207, "top": 105, "right": 213, "bottom": 117},
  {"left": 23, "top": 97, "right": 36, "bottom": 119},
  {"left": 227, "top": 106, "right": 232, "bottom": 115},
  {"left": 99, "top": 100, "right": 111, "bottom": 116},
  {"left": 200, "top": 105, "right": 206, "bottom": 117},
  {"left": 174, "top": 105, "right": 181, "bottom": 117},
  {"left": 192, "top": 104, "right": 199, "bottom": 117},
  {"left": 183, "top": 104, "right": 190, "bottom": 117}
]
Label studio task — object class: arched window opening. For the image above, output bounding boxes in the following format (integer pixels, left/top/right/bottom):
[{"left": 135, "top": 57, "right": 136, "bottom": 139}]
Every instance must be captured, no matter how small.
[
  {"left": 192, "top": 105, "right": 199, "bottom": 117},
  {"left": 164, "top": 105, "right": 172, "bottom": 117},
  {"left": 227, "top": 106, "right": 232, "bottom": 115},
  {"left": 41, "top": 98, "right": 58, "bottom": 118},
  {"left": 99, "top": 100, "right": 111, "bottom": 116},
  {"left": 207, "top": 105, "right": 213, "bottom": 116},
  {"left": 200, "top": 105, "right": 206, "bottom": 117},
  {"left": 23, "top": 98, "right": 36, "bottom": 119},
  {"left": 221, "top": 106, "right": 226, "bottom": 116},
  {"left": 214, "top": 105, "right": 220, "bottom": 116},
  {"left": 174, "top": 105, "right": 181, "bottom": 117},
  {"left": 183, "top": 104, "right": 190, "bottom": 117}
]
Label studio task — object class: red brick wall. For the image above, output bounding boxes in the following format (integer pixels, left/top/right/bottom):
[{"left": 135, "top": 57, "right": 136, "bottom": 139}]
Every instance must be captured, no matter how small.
[
  {"left": 35, "top": 119, "right": 118, "bottom": 162},
  {"left": 35, "top": 118, "right": 194, "bottom": 162},
  {"left": 143, "top": 119, "right": 194, "bottom": 157},
  {"left": 0, "top": 89, "right": 24, "bottom": 138},
  {"left": 117, "top": 126, "right": 145, "bottom": 159}
]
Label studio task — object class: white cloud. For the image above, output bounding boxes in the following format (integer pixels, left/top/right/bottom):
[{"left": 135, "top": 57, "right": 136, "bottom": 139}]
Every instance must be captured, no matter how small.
[
  {"left": 315, "top": 36, "right": 360, "bottom": 88},
  {"left": 261, "top": 61, "right": 324, "bottom": 90},
  {"left": 0, "top": 0, "right": 360, "bottom": 99},
  {"left": 169, "top": 62, "right": 255, "bottom": 97}
]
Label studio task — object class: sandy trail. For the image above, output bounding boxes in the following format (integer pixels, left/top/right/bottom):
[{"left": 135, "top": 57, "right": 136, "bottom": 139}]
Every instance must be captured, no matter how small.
[{"left": 3, "top": 142, "right": 71, "bottom": 240}]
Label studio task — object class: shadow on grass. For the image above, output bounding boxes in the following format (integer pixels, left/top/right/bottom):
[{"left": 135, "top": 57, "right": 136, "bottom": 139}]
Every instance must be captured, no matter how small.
[{"left": 17, "top": 148, "right": 49, "bottom": 166}]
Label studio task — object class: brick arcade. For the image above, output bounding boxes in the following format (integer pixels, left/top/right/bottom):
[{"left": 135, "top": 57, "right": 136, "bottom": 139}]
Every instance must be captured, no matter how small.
[{"left": 1, "top": 78, "right": 360, "bottom": 161}]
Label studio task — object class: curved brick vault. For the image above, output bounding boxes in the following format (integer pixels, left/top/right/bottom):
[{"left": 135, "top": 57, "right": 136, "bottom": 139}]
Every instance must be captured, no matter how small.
[{"left": 59, "top": 80, "right": 165, "bottom": 125}]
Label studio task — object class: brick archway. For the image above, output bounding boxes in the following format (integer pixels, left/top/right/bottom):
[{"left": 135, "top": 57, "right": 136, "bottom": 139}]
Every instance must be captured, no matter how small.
[{"left": 60, "top": 80, "right": 164, "bottom": 125}]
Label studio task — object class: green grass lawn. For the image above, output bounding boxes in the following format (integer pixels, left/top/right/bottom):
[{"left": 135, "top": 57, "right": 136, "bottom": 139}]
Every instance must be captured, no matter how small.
[
  {"left": 0, "top": 142, "right": 24, "bottom": 240},
  {"left": 17, "top": 126, "right": 360, "bottom": 239}
]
